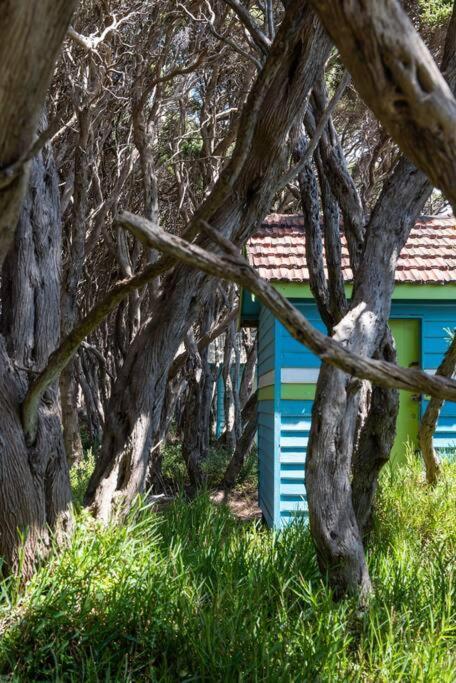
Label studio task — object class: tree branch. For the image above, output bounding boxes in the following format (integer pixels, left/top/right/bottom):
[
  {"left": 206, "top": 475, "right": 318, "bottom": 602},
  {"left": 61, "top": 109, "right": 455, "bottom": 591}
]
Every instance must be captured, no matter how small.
[
  {"left": 117, "top": 210, "right": 456, "bottom": 403},
  {"left": 223, "top": 0, "right": 272, "bottom": 55},
  {"left": 308, "top": 0, "right": 456, "bottom": 213},
  {"left": 419, "top": 331, "right": 456, "bottom": 484},
  {"left": 279, "top": 70, "right": 351, "bottom": 189},
  {"left": 169, "top": 306, "right": 240, "bottom": 379}
]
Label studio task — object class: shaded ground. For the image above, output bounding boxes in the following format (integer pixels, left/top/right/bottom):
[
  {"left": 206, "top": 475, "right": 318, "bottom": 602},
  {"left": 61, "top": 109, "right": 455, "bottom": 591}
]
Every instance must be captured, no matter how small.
[{"left": 211, "top": 481, "right": 262, "bottom": 522}]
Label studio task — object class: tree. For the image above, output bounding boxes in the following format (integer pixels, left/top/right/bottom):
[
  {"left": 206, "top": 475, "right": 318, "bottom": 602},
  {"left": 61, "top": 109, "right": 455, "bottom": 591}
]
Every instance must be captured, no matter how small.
[
  {"left": 82, "top": 1, "right": 333, "bottom": 521},
  {"left": 419, "top": 332, "right": 456, "bottom": 484},
  {"left": 0, "top": 2, "right": 77, "bottom": 575}
]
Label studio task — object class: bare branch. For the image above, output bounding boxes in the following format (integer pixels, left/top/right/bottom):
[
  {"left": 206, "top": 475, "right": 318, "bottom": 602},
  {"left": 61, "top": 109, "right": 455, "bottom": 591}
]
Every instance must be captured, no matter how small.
[
  {"left": 169, "top": 306, "right": 240, "bottom": 380},
  {"left": 118, "top": 210, "right": 456, "bottom": 403},
  {"left": 223, "top": 0, "right": 272, "bottom": 55},
  {"left": 67, "top": 11, "right": 142, "bottom": 51}
]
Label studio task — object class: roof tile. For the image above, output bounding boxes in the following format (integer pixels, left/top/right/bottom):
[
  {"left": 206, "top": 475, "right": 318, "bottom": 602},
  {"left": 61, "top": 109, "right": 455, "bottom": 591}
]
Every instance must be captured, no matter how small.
[{"left": 247, "top": 214, "right": 456, "bottom": 285}]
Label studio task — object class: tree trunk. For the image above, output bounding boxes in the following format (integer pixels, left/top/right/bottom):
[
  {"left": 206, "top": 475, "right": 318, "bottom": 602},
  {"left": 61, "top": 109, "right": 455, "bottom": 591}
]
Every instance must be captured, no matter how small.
[
  {"left": 304, "top": 9, "right": 456, "bottom": 595},
  {"left": 219, "top": 392, "right": 257, "bottom": 490},
  {"left": 181, "top": 331, "right": 207, "bottom": 489},
  {"left": 77, "top": 352, "right": 104, "bottom": 446},
  {"left": 222, "top": 321, "right": 236, "bottom": 451},
  {"left": 419, "top": 333, "right": 456, "bottom": 485},
  {"left": 351, "top": 332, "right": 399, "bottom": 536},
  {"left": 0, "top": 1, "right": 77, "bottom": 266},
  {"left": 0, "top": 142, "right": 72, "bottom": 576},
  {"left": 239, "top": 331, "right": 257, "bottom": 409},
  {"left": 59, "top": 107, "right": 90, "bottom": 465},
  {"left": 306, "top": 159, "right": 432, "bottom": 597},
  {"left": 84, "top": 5, "right": 332, "bottom": 521},
  {"left": 59, "top": 364, "right": 83, "bottom": 465}
]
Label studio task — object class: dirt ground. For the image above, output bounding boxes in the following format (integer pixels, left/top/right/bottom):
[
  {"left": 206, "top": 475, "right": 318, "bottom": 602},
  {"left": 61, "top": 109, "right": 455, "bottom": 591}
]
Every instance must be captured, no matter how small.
[{"left": 211, "top": 482, "right": 262, "bottom": 522}]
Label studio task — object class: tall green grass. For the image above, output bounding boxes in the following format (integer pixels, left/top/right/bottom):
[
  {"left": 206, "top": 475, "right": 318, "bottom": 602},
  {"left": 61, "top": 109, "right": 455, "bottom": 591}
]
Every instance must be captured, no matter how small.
[{"left": 0, "top": 455, "right": 454, "bottom": 681}]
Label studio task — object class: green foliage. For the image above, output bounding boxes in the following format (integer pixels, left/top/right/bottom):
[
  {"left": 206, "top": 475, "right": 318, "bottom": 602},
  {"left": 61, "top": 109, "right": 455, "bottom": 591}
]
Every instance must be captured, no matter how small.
[
  {"left": 69, "top": 449, "right": 96, "bottom": 508},
  {"left": 0, "top": 457, "right": 454, "bottom": 681},
  {"left": 419, "top": 0, "right": 453, "bottom": 25},
  {"left": 161, "top": 440, "right": 258, "bottom": 493}
]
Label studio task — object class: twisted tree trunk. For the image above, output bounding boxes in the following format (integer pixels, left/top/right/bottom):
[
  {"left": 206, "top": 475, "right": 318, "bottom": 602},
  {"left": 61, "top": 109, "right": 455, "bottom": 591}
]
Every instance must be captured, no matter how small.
[
  {"left": 0, "top": 1, "right": 77, "bottom": 266},
  {"left": 181, "top": 331, "right": 207, "bottom": 489},
  {"left": 351, "top": 333, "right": 399, "bottom": 537},
  {"left": 305, "top": 3, "right": 456, "bottom": 596},
  {"left": 219, "top": 392, "right": 257, "bottom": 490},
  {"left": 306, "top": 160, "right": 432, "bottom": 598},
  {"left": 0, "top": 142, "right": 72, "bottom": 576}
]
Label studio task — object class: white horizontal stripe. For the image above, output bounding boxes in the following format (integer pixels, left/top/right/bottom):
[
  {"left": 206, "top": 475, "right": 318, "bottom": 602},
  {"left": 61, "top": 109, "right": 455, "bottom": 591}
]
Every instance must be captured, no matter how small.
[
  {"left": 280, "top": 501, "right": 308, "bottom": 512},
  {"left": 281, "top": 368, "right": 320, "bottom": 383},
  {"left": 280, "top": 420, "right": 312, "bottom": 432},
  {"left": 434, "top": 438, "right": 456, "bottom": 446},
  {"left": 258, "top": 370, "right": 275, "bottom": 388},
  {"left": 281, "top": 436, "right": 309, "bottom": 448},
  {"left": 279, "top": 470, "right": 304, "bottom": 480},
  {"left": 280, "top": 455, "right": 306, "bottom": 464},
  {"left": 282, "top": 367, "right": 439, "bottom": 382}
]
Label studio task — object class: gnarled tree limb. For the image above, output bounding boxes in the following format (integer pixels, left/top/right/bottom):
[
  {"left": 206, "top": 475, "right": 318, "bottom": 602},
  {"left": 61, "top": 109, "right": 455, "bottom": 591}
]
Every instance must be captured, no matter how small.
[
  {"left": 308, "top": 0, "right": 456, "bottom": 213},
  {"left": 118, "top": 211, "right": 456, "bottom": 402}
]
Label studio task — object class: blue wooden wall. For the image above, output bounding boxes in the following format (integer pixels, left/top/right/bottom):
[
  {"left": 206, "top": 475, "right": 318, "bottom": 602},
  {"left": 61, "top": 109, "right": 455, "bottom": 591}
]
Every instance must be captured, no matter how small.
[{"left": 257, "top": 299, "right": 456, "bottom": 529}]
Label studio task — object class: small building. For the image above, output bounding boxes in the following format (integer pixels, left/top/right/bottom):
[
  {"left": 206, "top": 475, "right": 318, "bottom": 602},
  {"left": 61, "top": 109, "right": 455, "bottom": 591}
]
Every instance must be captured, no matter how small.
[{"left": 240, "top": 214, "right": 456, "bottom": 529}]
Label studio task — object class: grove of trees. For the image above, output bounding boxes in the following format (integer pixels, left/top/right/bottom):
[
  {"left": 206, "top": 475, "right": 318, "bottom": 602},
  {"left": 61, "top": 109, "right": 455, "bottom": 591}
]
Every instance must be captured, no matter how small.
[{"left": 1, "top": 0, "right": 455, "bottom": 602}]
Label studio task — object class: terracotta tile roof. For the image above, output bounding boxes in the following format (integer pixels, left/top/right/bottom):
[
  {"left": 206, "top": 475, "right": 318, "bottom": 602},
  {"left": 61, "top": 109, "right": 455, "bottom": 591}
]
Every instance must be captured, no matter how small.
[{"left": 247, "top": 214, "right": 456, "bottom": 285}]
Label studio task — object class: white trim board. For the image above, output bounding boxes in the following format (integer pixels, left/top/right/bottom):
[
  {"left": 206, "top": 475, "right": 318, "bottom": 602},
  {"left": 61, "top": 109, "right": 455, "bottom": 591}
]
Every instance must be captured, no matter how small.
[
  {"left": 262, "top": 367, "right": 438, "bottom": 387},
  {"left": 281, "top": 368, "right": 320, "bottom": 383}
]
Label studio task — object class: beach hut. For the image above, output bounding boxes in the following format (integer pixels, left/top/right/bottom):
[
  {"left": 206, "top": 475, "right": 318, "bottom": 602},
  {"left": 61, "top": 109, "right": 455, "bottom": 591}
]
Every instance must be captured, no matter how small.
[{"left": 240, "top": 214, "right": 456, "bottom": 529}]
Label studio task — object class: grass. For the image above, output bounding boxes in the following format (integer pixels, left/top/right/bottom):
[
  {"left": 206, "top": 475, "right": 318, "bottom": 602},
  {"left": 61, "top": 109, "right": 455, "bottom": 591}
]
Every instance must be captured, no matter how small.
[{"left": 0, "top": 452, "right": 454, "bottom": 681}]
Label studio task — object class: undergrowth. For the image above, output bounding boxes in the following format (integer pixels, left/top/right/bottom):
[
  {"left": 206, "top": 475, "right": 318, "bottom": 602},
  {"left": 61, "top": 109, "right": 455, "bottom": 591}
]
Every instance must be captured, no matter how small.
[{"left": 0, "top": 454, "right": 454, "bottom": 681}]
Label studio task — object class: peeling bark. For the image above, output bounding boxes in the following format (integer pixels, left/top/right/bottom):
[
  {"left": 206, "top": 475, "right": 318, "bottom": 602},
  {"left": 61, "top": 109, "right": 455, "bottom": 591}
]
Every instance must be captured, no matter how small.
[
  {"left": 351, "top": 333, "right": 399, "bottom": 537},
  {"left": 305, "top": 158, "right": 432, "bottom": 597},
  {"left": 0, "top": 1, "right": 77, "bottom": 266}
]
